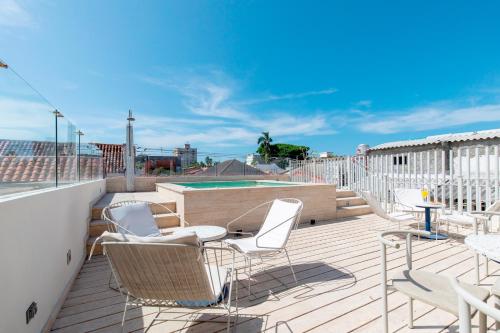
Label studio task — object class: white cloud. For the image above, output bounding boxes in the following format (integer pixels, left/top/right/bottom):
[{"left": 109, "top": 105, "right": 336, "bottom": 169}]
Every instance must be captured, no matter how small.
[
  {"left": 0, "top": 97, "right": 54, "bottom": 140},
  {"left": 238, "top": 88, "right": 337, "bottom": 105},
  {"left": 0, "top": 0, "right": 32, "bottom": 28},
  {"left": 359, "top": 104, "right": 500, "bottom": 134},
  {"left": 355, "top": 100, "right": 372, "bottom": 108}
]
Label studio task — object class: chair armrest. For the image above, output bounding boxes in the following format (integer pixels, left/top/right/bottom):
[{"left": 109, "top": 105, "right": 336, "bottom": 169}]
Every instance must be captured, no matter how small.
[
  {"left": 226, "top": 200, "right": 273, "bottom": 232},
  {"left": 470, "top": 211, "right": 500, "bottom": 217},
  {"left": 227, "top": 231, "right": 254, "bottom": 237}
]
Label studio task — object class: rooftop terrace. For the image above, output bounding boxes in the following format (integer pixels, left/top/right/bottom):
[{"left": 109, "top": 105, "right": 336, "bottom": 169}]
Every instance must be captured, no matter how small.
[{"left": 51, "top": 214, "right": 499, "bottom": 333}]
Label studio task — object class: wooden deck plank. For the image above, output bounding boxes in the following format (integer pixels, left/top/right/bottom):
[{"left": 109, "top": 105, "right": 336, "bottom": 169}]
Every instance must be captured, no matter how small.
[{"left": 51, "top": 214, "right": 498, "bottom": 333}]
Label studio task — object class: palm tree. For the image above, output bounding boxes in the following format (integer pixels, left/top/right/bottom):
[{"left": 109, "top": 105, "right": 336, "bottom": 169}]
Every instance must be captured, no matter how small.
[{"left": 257, "top": 131, "right": 273, "bottom": 163}]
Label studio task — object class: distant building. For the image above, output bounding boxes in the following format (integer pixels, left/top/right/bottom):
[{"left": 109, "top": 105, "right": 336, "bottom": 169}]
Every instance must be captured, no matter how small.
[
  {"left": 135, "top": 155, "right": 180, "bottom": 175},
  {"left": 195, "top": 159, "right": 265, "bottom": 176},
  {"left": 319, "top": 152, "right": 334, "bottom": 158},
  {"left": 254, "top": 163, "right": 285, "bottom": 174},
  {"left": 173, "top": 143, "right": 197, "bottom": 169},
  {"left": 246, "top": 153, "right": 263, "bottom": 165}
]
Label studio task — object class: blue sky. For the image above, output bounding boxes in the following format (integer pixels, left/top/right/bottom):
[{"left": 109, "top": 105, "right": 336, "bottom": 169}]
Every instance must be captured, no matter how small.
[{"left": 1, "top": 0, "right": 500, "bottom": 160}]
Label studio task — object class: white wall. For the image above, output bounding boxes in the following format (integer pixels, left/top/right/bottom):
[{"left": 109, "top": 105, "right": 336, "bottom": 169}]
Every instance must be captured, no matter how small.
[{"left": 0, "top": 180, "right": 106, "bottom": 333}]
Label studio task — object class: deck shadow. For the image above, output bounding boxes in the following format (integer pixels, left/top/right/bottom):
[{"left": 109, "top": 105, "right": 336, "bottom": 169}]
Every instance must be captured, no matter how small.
[{"left": 236, "top": 262, "right": 356, "bottom": 306}]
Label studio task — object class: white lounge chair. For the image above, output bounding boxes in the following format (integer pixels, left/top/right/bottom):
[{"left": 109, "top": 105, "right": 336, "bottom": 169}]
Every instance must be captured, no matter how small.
[
  {"left": 362, "top": 191, "right": 415, "bottom": 230},
  {"left": 451, "top": 277, "right": 496, "bottom": 333},
  {"left": 101, "top": 231, "right": 238, "bottom": 332},
  {"left": 379, "top": 230, "right": 490, "bottom": 333},
  {"left": 224, "top": 198, "right": 303, "bottom": 296}
]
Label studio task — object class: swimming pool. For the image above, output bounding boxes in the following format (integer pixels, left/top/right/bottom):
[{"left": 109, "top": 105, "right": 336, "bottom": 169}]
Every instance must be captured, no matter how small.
[{"left": 175, "top": 180, "right": 298, "bottom": 189}]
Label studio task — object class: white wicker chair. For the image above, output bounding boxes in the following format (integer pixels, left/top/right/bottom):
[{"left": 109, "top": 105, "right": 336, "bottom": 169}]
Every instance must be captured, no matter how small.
[
  {"left": 101, "top": 231, "right": 238, "bottom": 332},
  {"left": 362, "top": 191, "right": 415, "bottom": 230},
  {"left": 379, "top": 230, "right": 490, "bottom": 333},
  {"left": 451, "top": 277, "right": 496, "bottom": 333},
  {"left": 224, "top": 198, "right": 303, "bottom": 296}
]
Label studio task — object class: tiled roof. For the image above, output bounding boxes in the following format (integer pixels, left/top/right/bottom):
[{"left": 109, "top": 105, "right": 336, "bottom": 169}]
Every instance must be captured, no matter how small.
[
  {"left": 0, "top": 139, "right": 102, "bottom": 183},
  {"left": 195, "top": 159, "right": 265, "bottom": 176},
  {"left": 0, "top": 155, "right": 101, "bottom": 182},
  {"left": 370, "top": 128, "right": 500, "bottom": 151},
  {"left": 94, "top": 143, "right": 125, "bottom": 174}
]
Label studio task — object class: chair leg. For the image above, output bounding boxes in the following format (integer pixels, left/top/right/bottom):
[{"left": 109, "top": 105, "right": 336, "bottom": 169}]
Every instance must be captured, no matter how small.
[
  {"left": 408, "top": 297, "right": 414, "bottom": 328},
  {"left": 495, "top": 295, "right": 500, "bottom": 330},
  {"left": 474, "top": 253, "right": 480, "bottom": 285},
  {"left": 284, "top": 249, "right": 297, "bottom": 284},
  {"left": 478, "top": 311, "right": 486, "bottom": 333},
  {"left": 248, "top": 258, "right": 252, "bottom": 297},
  {"left": 485, "top": 256, "right": 489, "bottom": 278},
  {"left": 121, "top": 294, "right": 129, "bottom": 332}
]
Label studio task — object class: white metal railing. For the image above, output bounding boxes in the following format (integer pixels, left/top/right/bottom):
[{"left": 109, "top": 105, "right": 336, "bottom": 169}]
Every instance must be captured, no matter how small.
[{"left": 290, "top": 145, "right": 500, "bottom": 213}]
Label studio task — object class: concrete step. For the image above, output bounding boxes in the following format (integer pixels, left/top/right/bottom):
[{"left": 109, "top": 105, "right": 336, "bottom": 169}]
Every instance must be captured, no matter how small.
[
  {"left": 336, "top": 196, "right": 366, "bottom": 208},
  {"left": 154, "top": 213, "right": 181, "bottom": 228},
  {"left": 89, "top": 213, "right": 181, "bottom": 237},
  {"left": 91, "top": 201, "right": 176, "bottom": 220},
  {"left": 336, "top": 190, "right": 357, "bottom": 198},
  {"left": 86, "top": 237, "right": 102, "bottom": 256},
  {"left": 89, "top": 219, "right": 109, "bottom": 237},
  {"left": 86, "top": 225, "right": 184, "bottom": 256},
  {"left": 336, "top": 205, "right": 372, "bottom": 219}
]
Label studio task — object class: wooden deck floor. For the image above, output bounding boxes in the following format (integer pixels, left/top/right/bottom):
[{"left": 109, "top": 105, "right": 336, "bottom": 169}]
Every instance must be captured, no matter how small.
[{"left": 51, "top": 214, "right": 500, "bottom": 332}]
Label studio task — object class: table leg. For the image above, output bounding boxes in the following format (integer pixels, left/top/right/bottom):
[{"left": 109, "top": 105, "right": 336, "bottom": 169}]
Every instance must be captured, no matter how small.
[{"left": 420, "top": 207, "right": 447, "bottom": 240}]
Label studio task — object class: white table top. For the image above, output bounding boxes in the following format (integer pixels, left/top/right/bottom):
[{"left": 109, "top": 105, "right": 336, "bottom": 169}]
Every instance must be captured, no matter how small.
[
  {"left": 415, "top": 203, "right": 443, "bottom": 209},
  {"left": 173, "top": 225, "right": 227, "bottom": 242},
  {"left": 465, "top": 234, "right": 500, "bottom": 262}
]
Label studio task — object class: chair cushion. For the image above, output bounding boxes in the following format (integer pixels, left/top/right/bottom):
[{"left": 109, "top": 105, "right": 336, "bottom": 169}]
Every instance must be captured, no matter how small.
[
  {"left": 109, "top": 202, "right": 161, "bottom": 236},
  {"left": 224, "top": 237, "right": 279, "bottom": 255},
  {"left": 255, "top": 199, "right": 301, "bottom": 249},
  {"left": 176, "top": 266, "right": 228, "bottom": 307},
  {"left": 391, "top": 270, "right": 490, "bottom": 315},
  {"left": 100, "top": 230, "right": 200, "bottom": 247},
  {"left": 439, "top": 213, "right": 475, "bottom": 226}
]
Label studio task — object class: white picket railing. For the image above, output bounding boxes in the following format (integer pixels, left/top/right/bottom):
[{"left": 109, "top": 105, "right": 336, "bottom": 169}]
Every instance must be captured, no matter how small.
[{"left": 290, "top": 145, "right": 500, "bottom": 213}]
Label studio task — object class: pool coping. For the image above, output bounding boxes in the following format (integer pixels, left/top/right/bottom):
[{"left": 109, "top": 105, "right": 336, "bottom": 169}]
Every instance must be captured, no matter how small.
[{"left": 156, "top": 180, "right": 332, "bottom": 194}]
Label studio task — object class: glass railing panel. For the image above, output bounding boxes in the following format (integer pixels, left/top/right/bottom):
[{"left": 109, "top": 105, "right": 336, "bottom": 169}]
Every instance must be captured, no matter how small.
[
  {"left": 56, "top": 115, "right": 77, "bottom": 186},
  {"left": 0, "top": 65, "right": 57, "bottom": 196}
]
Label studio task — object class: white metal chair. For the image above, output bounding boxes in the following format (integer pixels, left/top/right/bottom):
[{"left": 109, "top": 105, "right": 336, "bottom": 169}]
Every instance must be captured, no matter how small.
[
  {"left": 101, "top": 231, "right": 238, "bottom": 332},
  {"left": 362, "top": 191, "right": 415, "bottom": 230},
  {"left": 379, "top": 230, "right": 490, "bottom": 333},
  {"left": 440, "top": 201, "right": 500, "bottom": 284},
  {"left": 224, "top": 198, "right": 303, "bottom": 296},
  {"left": 394, "top": 188, "right": 441, "bottom": 235},
  {"left": 451, "top": 276, "right": 497, "bottom": 333}
]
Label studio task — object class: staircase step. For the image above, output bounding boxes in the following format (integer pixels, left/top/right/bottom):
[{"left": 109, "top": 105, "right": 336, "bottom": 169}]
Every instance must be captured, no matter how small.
[
  {"left": 336, "top": 205, "right": 372, "bottom": 218},
  {"left": 91, "top": 201, "right": 176, "bottom": 220},
  {"left": 86, "top": 237, "right": 102, "bottom": 256},
  {"left": 89, "top": 213, "right": 180, "bottom": 237},
  {"left": 154, "top": 213, "right": 181, "bottom": 228},
  {"left": 336, "top": 190, "right": 357, "bottom": 198},
  {"left": 89, "top": 219, "right": 109, "bottom": 237},
  {"left": 336, "top": 196, "right": 366, "bottom": 208}
]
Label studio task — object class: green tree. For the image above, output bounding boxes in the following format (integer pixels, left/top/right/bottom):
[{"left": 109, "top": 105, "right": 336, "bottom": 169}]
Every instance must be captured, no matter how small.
[
  {"left": 257, "top": 143, "right": 310, "bottom": 160},
  {"left": 204, "top": 156, "right": 213, "bottom": 166},
  {"left": 257, "top": 132, "right": 273, "bottom": 163}
]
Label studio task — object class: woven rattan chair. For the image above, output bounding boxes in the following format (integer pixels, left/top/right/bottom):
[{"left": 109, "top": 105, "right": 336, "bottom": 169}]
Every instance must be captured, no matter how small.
[
  {"left": 224, "top": 198, "right": 303, "bottom": 296},
  {"left": 101, "top": 231, "right": 238, "bottom": 332},
  {"left": 379, "top": 230, "right": 490, "bottom": 333}
]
